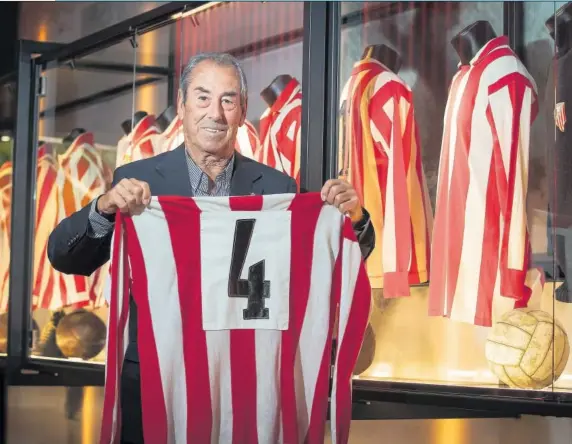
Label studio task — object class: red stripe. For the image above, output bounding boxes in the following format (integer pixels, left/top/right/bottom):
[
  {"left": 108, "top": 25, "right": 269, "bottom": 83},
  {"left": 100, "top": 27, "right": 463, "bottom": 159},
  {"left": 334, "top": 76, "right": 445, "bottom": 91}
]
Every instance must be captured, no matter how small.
[
  {"left": 228, "top": 195, "right": 263, "bottom": 444},
  {"left": 306, "top": 245, "right": 339, "bottom": 444},
  {"left": 123, "top": 216, "right": 169, "bottom": 443},
  {"left": 428, "top": 69, "right": 466, "bottom": 316},
  {"left": 334, "top": 221, "right": 371, "bottom": 444},
  {"left": 159, "top": 196, "right": 213, "bottom": 443}
]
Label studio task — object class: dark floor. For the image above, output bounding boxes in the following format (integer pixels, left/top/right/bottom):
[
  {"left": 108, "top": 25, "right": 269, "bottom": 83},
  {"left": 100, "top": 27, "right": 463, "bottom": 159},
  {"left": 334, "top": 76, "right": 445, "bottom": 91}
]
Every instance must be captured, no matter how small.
[{"left": 6, "top": 386, "right": 572, "bottom": 444}]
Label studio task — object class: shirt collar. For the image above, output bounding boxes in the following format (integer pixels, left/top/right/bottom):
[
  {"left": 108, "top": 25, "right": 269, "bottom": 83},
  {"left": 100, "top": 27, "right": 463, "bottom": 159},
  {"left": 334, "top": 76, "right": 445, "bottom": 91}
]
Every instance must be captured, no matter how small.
[
  {"left": 457, "top": 35, "right": 510, "bottom": 68},
  {"left": 186, "top": 150, "right": 235, "bottom": 193}
]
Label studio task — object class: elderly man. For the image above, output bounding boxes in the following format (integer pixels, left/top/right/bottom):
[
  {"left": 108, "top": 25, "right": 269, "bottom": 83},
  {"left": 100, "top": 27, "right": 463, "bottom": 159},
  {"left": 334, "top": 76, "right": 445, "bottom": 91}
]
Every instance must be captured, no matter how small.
[{"left": 47, "top": 52, "right": 374, "bottom": 444}]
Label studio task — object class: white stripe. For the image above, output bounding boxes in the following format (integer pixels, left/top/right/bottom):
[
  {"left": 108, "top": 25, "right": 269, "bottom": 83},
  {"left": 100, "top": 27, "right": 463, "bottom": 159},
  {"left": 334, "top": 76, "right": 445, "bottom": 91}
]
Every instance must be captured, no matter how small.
[
  {"left": 451, "top": 71, "right": 492, "bottom": 323},
  {"left": 132, "top": 199, "right": 188, "bottom": 444},
  {"left": 206, "top": 331, "right": 232, "bottom": 444},
  {"left": 255, "top": 330, "right": 282, "bottom": 444},
  {"left": 296, "top": 205, "right": 341, "bottom": 441}
]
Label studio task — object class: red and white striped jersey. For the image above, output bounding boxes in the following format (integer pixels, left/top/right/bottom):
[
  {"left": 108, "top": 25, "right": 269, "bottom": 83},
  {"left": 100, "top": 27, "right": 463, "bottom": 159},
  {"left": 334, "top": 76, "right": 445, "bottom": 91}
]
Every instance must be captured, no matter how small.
[
  {"left": 101, "top": 193, "right": 371, "bottom": 444},
  {"left": 32, "top": 145, "right": 60, "bottom": 311},
  {"left": 160, "top": 116, "right": 184, "bottom": 153},
  {"left": 52, "top": 132, "right": 108, "bottom": 309},
  {"left": 429, "top": 36, "right": 542, "bottom": 326},
  {"left": 258, "top": 78, "right": 302, "bottom": 187},
  {"left": 119, "top": 115, "right": 161, "bottom": 166},
  {"left": 115, "top": 134, "right": 130, "bottom": 169},
  {"left": 0, "top": 162, "right": 12, "bottom": 313},
  {"left": 339, "top": 58, "right": 433, "bottom": 295},
  {"left": 234, "top": 119, "right": 261, "bottom": 159}
]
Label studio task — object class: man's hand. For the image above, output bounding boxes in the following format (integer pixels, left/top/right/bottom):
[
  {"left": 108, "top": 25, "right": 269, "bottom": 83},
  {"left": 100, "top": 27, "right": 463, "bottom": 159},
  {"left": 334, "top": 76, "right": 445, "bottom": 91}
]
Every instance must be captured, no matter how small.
[
  {"left": 320, "top": 178, "right": 364, "bottom": 223},
  {"left": 97, "top": 178, "right": 151, "bottom": 216}
]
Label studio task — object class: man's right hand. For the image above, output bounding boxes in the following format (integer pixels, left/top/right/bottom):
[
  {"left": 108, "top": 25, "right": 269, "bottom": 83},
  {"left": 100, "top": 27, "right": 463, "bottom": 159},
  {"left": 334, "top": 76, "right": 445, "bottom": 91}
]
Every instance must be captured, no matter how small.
[{"left": 96, "top": 178, "right": 151, "bottom": 216}]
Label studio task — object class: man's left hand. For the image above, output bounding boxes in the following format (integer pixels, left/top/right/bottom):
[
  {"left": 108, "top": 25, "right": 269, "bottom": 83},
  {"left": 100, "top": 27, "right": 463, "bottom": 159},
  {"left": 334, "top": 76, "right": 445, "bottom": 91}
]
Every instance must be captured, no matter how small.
[{"left": 320, "top": 178, "right": 364, "bottom": 223}]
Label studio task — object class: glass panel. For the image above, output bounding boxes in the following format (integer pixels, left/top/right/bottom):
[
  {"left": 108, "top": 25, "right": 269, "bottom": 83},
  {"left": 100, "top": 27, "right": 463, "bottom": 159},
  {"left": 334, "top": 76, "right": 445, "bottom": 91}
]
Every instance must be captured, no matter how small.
[
  {"left": 0, "top": 73, "right": 16, "bottom": 357},
  {"left": 546, "top": 1, "right": 572, "bottom": 393},
  {"left": 341, "top": 1, "right": 572, "bottom": 398},
  {"left": 30, "top": 15, "right": 178, "bottom": 364}
]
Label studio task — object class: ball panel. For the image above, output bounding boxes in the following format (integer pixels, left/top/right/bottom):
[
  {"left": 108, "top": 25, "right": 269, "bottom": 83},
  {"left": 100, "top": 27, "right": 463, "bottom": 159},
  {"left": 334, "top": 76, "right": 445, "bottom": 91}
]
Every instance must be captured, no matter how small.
[
  {"left": 487, "top": 322, "right": 531, "bottom": 349},
  {"left": 505, "top": 365, "right": 535, "bottom": 389},
  {"left": 485, "top": 341, "right": 524, "bottom": 366},
  {"left": 521, "top": 321, "right": 554, "bottom": 377},
  {"left": 527, "top": 310, "right": 555, "bottom": 324},
  {"left": 529, "top": 333, "right": 554, "bottom": 384},
  {"left": 499, "top": 309, "right": 538, "bottom": 334}
]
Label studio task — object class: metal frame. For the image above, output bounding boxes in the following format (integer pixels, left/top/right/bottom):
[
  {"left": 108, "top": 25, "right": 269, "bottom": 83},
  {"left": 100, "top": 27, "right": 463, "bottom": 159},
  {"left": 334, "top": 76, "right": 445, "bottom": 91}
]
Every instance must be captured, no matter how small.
[
  {"left": 300, "top": 1, "right": 331, "bottom": 191},
  {"left": 503, "top": 1, "right": 524, "bottom": 60}
]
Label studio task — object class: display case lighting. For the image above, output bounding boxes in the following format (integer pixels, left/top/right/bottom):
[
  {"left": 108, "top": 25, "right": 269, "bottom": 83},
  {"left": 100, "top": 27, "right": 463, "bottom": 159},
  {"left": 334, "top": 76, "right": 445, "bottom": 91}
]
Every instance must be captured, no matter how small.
[
  {"left": 0, "top": 135, "right": 11, "bottom": 142},
  {"left": 171, "top": 2, "right": 223, "bottom": 20}
]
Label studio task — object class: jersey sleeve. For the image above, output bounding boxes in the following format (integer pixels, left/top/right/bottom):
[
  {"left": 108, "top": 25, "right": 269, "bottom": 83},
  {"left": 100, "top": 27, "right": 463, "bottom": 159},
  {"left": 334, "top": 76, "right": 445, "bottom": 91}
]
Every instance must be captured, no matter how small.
[
  {"left": 487, "top": 74, "right": 538, "bottom": 300},
  {"left": 369, "top": 80, "right": 412, "bottom": 297},
  {"left": 330, "top": 218, "right": 372, "bottom": 444}
]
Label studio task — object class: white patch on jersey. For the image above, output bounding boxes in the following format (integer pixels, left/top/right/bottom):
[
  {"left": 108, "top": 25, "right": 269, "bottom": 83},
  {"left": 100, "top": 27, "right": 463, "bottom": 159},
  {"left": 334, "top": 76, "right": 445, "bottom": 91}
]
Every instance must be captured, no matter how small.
[{"left": 200, "top": 210, "right": 292, "bottom": 331}]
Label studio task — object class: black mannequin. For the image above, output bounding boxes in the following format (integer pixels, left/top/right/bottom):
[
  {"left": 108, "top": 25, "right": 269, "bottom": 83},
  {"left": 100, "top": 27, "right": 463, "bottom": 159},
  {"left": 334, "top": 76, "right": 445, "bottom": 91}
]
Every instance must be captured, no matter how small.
[
  {"left": 155, "top": 105, "right": 176, "bottom": 132},
  {"left": 63, "top": 128, "right": 87, "bottom": 144},
  {"left": 546, "top": 2, "right": 572, "bottom": 56},
  {"left": 121, "top": 111, "right": 148, "bottom": 136},
  {"left": 451, "top": 20, "right": 497, "bottom": 65},
  {"left": 261, "top": 75, "right": 293, "bottom": 107},
  {"left": 361, "top": 44, "right": 402, "bottom": 73}
]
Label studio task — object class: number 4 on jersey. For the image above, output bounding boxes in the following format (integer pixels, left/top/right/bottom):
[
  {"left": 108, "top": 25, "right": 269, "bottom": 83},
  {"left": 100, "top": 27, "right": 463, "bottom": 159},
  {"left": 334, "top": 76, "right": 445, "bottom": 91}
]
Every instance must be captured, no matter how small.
[{"left": 228, "top": 219, "right": 271, "bottom": 320}]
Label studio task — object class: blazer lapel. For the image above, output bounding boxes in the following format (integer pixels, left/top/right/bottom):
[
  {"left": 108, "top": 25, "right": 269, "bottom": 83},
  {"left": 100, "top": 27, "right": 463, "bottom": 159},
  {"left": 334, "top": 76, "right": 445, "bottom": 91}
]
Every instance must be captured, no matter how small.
[
  {"left": 230, "top": 153, "right": 263, "bottom": 196},
  {"left": 154, "top": 145, "right": 192, "bottom": 196}
]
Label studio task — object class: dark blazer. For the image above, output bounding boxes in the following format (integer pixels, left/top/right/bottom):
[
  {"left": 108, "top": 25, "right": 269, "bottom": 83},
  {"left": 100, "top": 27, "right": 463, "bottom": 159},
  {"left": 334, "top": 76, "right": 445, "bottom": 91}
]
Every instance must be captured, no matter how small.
[{"left": 47, "top": 146, "right": 375, "bottom": 361}]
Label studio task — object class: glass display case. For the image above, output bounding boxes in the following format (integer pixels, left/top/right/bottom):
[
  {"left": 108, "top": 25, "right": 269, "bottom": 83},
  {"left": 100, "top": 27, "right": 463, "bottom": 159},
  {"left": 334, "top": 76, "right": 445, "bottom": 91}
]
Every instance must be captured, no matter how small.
[
  {"left": 4, "top": 0, "right": 572, "bottom": 427},
  {"left": 338, "top": 0, "right": 572, "bottom": 414}
]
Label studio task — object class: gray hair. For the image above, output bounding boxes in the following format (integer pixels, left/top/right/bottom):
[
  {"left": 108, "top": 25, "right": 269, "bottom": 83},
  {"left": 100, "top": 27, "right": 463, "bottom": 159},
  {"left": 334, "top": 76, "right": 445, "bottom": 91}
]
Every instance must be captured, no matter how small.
[{"left": 179, "top": 52, "right": 248, "bottom": 111}]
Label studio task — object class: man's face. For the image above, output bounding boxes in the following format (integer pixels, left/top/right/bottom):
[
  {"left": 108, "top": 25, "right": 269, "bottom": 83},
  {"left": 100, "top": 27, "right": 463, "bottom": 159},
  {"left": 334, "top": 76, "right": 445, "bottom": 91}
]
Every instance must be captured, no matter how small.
[{"left": 177, "top": 60, "right": 246, "bottom": 156}]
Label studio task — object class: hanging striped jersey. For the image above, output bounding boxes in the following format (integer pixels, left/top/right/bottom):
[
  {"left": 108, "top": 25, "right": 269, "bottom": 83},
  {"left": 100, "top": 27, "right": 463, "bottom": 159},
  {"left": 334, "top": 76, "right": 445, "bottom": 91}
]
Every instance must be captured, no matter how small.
[
  {"left": 235, "top": 119, "right": 261, "bottom": 160},
  {"left": 160, "top": 116, "right": 184, "bottom": 154},
  {"left": 258, "top": 78, "right": 302, "bottom": 188},
  {"left": 100, "top": 193, "right": 371, "bottom": 444},
  {"left": 429, "top": 36, "right": 542, "bottom": 326},
  {"left": 32, "top": 145, "right": 60, "bottom": 311},
  {"left": 53, "top": 132, "right": 109, "bottom": 310},
  {"left": 119, "top": 115, "right": 161, "bottom": 166},
  {"left": 339, "top": 58, "right": 433, "bottom": 295}
]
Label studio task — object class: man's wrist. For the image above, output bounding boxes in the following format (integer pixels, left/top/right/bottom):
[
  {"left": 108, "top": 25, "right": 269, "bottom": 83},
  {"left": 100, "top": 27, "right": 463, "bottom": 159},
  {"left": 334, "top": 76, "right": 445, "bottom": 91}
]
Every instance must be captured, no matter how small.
[
  {"left": 95, "top": 195, "right": 115, "bottom": 221},
  {"left": 349, "top": 206, "right": 364, "bottom": 225},
  {"left": 351, "top": 207, "right": 368, "bottom": 228}
]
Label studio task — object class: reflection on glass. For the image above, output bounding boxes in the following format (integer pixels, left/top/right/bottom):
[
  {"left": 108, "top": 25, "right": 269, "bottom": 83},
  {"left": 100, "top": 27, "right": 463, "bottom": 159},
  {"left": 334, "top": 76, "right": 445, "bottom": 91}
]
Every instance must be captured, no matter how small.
[{"left": 341, "top": 1, "right": 572, "bottom": 395}]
